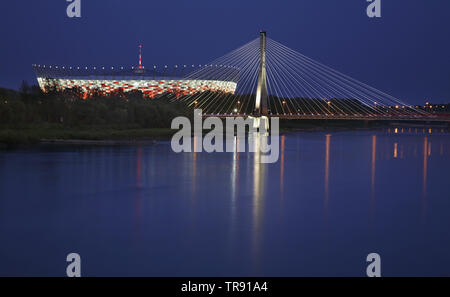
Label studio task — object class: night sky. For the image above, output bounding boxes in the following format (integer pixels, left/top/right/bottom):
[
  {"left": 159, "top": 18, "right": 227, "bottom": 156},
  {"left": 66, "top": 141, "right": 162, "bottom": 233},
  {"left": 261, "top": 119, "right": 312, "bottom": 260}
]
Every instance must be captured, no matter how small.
[{"left": 0, "top": 0, "right": 448, "bottom": 104}]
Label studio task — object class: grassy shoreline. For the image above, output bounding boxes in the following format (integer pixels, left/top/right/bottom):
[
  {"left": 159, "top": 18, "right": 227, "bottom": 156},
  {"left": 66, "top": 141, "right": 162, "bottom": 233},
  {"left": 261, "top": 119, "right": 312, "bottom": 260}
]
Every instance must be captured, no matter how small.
[
  {"left": 0, "top": 125, "right": 176, "bottom": 147},
  {"left": 1, "top": 121, "right": 448, "bottom": 148}
]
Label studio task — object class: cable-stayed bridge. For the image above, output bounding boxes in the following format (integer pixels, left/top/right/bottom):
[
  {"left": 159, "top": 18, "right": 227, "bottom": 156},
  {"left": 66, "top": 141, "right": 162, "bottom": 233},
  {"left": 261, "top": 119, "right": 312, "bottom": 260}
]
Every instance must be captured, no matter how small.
[{"left": 171, "top": 31, "right": 448, "bottom": 122}]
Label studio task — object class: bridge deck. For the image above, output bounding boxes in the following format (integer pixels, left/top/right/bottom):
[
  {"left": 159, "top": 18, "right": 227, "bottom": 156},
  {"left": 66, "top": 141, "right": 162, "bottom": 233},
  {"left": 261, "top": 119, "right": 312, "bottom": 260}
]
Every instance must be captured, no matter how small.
[{"left": 203, "top": 114, "right": 450, "bottom": 122}]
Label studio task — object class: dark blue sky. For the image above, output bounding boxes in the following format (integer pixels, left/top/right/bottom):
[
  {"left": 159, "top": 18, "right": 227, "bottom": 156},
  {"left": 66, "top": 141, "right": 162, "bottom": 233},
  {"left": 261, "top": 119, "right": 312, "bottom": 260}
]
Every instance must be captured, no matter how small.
[{"left": 0, "top": 0, "right": 448, "bottom": 104}]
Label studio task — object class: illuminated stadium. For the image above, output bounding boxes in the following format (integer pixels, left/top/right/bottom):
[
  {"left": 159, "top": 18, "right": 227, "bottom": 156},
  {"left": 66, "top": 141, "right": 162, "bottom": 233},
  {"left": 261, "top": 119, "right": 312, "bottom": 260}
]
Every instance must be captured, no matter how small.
[{"left": 32, "top": 45, "right": 239, "bottom": 99}]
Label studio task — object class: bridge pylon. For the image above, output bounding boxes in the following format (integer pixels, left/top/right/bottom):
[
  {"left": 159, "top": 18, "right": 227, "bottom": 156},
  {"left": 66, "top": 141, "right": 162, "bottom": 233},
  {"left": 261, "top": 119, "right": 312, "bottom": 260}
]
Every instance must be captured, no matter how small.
[{"left": 255, "top": 31, "right": 269, "bottom": 116}]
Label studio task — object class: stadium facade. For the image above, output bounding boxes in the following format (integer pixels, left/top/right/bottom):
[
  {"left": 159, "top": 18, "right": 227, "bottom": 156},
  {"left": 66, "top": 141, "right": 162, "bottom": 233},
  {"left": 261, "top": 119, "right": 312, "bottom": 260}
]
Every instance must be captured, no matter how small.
[{"left": 33, "top": 45, "right": 238, "bottom": 98}]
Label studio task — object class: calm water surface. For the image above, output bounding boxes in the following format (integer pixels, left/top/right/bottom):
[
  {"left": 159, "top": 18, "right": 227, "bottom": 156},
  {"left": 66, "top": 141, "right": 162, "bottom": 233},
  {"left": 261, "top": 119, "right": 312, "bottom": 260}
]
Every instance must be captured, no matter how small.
[{"left": 0, "top": 130, "right": 449, "bottom": 276}]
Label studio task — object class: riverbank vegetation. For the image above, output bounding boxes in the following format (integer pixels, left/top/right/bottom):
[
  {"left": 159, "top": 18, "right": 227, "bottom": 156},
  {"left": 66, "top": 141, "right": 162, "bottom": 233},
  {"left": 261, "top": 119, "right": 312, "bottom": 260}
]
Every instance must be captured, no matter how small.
[{"left": 0, "top": 84, "right": 192, "bottom": 145}]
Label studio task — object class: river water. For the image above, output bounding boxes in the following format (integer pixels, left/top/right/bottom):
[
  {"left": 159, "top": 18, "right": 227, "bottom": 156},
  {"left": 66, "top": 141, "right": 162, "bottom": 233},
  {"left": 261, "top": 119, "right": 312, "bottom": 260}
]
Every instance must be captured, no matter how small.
[{"left": 0, "top": 129, "right": 449, "bottom": 276}]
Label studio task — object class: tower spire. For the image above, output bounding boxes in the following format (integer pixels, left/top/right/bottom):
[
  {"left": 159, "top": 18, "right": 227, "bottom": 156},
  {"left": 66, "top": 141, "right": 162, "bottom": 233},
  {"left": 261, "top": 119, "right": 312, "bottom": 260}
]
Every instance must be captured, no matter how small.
[{"left": 138, "top": 44, "right": 143, "bottom": 69}]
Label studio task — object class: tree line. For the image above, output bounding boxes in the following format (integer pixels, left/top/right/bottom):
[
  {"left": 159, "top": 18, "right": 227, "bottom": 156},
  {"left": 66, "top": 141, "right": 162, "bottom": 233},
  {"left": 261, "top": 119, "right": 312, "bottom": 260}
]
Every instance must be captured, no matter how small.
[{"left": 0, "top": 82, "right": 193, "bottom": 129}]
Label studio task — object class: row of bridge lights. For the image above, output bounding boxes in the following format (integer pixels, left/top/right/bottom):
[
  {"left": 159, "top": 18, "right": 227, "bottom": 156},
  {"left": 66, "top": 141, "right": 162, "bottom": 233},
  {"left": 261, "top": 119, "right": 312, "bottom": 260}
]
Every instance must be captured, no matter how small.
[
  {"left": 233, "top": 99, "right": 431, "bottom": 116},
  {"left": 424, "top": 102, "right": 446, "bottom": 109},
  {"left": 205, "top": 100, "right": 425, "bottom": 116},
  {"left": 32, "top": 64, "right": 239, "bottom": 70}
]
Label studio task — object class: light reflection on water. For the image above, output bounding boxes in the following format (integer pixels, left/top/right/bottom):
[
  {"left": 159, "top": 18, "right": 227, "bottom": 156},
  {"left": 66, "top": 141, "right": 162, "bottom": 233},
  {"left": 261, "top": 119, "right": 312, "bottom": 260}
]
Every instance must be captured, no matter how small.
[
  {"left": 370, "top": 135, "right": 376, "bottom": 221},
  {"left": 423, "top": 136, "right": 428, "bottom": 223},
  {"left": 0, "top": 129, "right": 449, "bottom": 276},
  {"left": 324, "top": 134, "right": 331, "bottom": 212}
]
